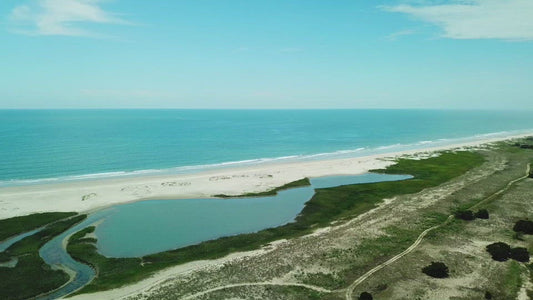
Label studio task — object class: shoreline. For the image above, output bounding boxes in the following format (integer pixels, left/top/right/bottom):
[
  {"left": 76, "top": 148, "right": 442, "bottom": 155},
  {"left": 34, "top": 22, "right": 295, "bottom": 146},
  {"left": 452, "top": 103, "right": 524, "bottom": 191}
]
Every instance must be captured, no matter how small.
[
  {"left": 0, "top": 132, "right": 531, "bottom": 220},
  {"left": 3, "top": 129, "right": 532, "bottom": 189}
]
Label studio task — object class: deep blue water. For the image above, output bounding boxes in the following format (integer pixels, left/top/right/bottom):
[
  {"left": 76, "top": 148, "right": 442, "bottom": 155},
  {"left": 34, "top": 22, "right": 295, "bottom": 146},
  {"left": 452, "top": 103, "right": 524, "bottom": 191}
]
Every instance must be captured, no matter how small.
[{"left": 1, "top": 109, "right": 532, "bottom": 186}]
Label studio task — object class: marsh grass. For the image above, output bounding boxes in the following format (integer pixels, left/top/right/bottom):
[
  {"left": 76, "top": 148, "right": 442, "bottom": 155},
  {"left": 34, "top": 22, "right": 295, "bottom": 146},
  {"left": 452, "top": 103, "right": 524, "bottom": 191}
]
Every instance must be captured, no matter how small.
[
  {"left": 0, "top": 212, "right": 77, "bottom": 242},
  {"left": 0, "top": 214, "right": 86, "bottom": 300},
  {"left": 214, "top": 177, "right": 311, "bottom": 198}
]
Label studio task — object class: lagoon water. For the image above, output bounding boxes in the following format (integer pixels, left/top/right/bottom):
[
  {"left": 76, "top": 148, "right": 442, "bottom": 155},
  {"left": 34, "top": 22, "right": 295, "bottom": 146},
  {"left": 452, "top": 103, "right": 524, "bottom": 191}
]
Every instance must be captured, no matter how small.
[
  {"left": 94, "top": 173, "right": 411, "bottom": 257},
  {"left": 1, "top": 109, "right": 533, "bottom": 186}
]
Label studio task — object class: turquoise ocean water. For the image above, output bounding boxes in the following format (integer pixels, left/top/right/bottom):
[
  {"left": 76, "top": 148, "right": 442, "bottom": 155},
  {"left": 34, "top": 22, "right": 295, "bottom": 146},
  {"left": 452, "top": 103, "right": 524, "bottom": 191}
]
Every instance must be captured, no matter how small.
[{"left": 1, "top": 109, "right": 532, "bottom": 186}]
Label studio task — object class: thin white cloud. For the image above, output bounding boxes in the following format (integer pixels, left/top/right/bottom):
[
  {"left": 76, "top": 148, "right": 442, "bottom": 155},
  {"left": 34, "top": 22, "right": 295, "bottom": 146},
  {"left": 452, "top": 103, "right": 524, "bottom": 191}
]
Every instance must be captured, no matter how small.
[
  {"left": 8, "top": 0, "right": 129, "bottom": 37},
  {"left": 383, "top": 0, "right": 533, "bottom": 41},
  {"left": 386, "top": 29, "right": 416, "bottom": 41}
]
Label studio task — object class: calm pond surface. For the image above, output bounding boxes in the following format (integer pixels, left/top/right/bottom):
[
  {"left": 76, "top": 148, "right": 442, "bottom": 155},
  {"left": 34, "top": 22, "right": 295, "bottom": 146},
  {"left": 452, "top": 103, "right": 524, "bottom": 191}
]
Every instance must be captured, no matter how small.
[{"left": 96, "top": 173, "right": 411, "bottom": 258}]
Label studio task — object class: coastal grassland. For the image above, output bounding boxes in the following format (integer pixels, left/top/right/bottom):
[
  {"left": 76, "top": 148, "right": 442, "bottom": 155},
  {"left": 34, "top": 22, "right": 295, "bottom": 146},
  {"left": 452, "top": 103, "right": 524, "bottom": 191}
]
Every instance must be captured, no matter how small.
[
  {"left": 350, "top": 144, "right": 533, "bottom": 299},
  {"left": 214, "top": 177, "right": 311, "bottom": 198},
  {"left": 0, "top": 214, "right": 87, "bottom": 300},
  {"left": 0, "top": 212, "right": 77, "bottom": 242},
  {"left": 67, "top": 151, "right": 485, "bottom": 295},
  {"left": 127, "top": 142, "right": 533, "bottom": 300}
]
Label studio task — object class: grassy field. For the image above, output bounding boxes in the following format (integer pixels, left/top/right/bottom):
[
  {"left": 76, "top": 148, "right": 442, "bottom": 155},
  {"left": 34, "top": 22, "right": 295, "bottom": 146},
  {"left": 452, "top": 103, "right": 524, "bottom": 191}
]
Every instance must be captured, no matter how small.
[
  {"left": 214, "top": 177, "right": 311, "bottom": 198},
  {"left": 0, "top": 212, "right": 77, "bottom": 242},
  {"left": 66, "top": 151, "right": 485, "bottom": 295},
  {"left": 0, "top": 214, "right": 86, "bottom": 300}
]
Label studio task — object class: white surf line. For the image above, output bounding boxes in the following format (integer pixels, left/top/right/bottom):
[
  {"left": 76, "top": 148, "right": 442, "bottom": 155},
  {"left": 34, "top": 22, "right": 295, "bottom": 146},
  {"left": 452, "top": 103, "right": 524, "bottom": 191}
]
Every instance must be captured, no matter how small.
[
  {"left": 181, "top": 282, "right": 333, "bottom": 300},
  {"left": 345, "top": 163, "right": 531, "bottom": 300}
]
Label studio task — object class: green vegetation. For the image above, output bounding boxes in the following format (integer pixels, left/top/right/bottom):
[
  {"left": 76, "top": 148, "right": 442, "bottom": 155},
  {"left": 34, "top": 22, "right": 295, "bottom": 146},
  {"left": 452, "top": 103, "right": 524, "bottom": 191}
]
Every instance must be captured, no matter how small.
[
  {"left": 486, "top": 242, "right": 531, "bottom": 263},
  {"left": 67, "top": 151, "right": 484, "bottom": 294},
  {"left": 486, "top": 242, "right": 512, "bottom": 261},
  {"left": 296, "top": 271, "right": 345, "bottom": 290},
  {"left": 513, "top": 220, "right": 533, "bottom": 234},
  {"left": 421, "top": 262, "right": 449, "bottom": 278},
  {"left": 359, "top": 291, "right": 373, "bottom": 300},
  {"left": 496, "top": 261, "right": 523, "bottom": 299},
  {"left": 454, "top": 209, "right": 489, "bottom": 220},
  {"left": 454, "top": 210, "right": 475, "bottom": 221},
  {"left": 0, "top": 214, "right": 87, "bottom": 300},
  {"left": 0, "top": 252, "right": 11, "bottom": 263},
  {"left": 475, "top": 209, "right": 490, "bottom": 219},
  {"left": 510, "top": 247, "right": 530, "bottom": 262},
  {"left": 214, "top": 177, "right": 311, "bottom": 198},
  {"left": 0, "top": 212, "right": 77, "bottom": 242}
]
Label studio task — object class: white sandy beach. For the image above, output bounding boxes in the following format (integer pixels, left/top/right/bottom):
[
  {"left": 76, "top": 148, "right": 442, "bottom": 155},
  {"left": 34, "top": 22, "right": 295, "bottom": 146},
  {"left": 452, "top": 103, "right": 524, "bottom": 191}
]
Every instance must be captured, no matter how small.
[{"left": 0, "top": 132, "right": 531, "bottom": 220}]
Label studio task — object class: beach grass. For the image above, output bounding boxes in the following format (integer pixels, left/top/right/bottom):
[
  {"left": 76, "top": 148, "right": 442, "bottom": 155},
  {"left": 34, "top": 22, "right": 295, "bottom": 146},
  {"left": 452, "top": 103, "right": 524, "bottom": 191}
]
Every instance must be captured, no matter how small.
[
  {"left": 0, "top": 214, "right": 87, "bottom": 300},
  {"left": 0, "top": 212, "right": 77, "bottom": 242},
  {"left": 214, "top": 177, "right": 311, "bottom": 198},
  {"left": 66, "top": 150, "right": 485, "bottom": 295}
]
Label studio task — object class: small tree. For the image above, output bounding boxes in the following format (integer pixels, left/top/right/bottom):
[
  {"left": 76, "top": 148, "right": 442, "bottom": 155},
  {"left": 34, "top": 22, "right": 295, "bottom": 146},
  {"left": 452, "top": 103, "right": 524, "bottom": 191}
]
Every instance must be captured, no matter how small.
[
  {"left": 359, "top": 291, "right": 373, "bottom": 300},
  {"left": 422, "top": 262, "right": 449, "bottom": 278},
  {"left": 510, "top": 247, "right": 530, "bottom": 262},
  {"left": 455, "top": 210, "right": 475, "bottom": 221},
  {"left": 484, "top": 291, "right": 492, "bottom": 299},
  {"left": 486, "top": 242, "right": 511, "bottom": 261},
  {"left": 513, "top": 220, "right": 533, "bottom": 234},
  {"left": 475, "top": 209, "right": 489, "bottom": 219}
]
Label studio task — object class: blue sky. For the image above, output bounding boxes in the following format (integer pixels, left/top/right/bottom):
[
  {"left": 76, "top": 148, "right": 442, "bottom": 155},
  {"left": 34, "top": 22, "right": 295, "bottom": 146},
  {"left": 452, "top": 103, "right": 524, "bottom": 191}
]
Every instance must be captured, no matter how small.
[{"left": 1, "top": 0, "right": 532, "bottom": 109}]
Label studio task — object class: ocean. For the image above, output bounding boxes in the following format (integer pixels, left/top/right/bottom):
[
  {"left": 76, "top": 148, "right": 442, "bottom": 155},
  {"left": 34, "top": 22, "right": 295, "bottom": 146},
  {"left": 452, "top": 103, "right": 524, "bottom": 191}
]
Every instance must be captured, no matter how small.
[{"left": 1, "top": 109, "right": 532, "bottom": 186}]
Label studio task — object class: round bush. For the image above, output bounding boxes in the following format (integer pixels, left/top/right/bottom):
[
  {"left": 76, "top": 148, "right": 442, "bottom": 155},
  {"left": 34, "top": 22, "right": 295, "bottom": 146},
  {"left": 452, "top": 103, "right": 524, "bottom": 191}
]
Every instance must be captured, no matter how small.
[
  {"left": 486, "top": 242, "right": 511, "bottom": 261},
  {"left": 510, "top": 247, "right": 530, "bottom": 262},
  {"left": 359, "top": 291, "right": 373, "bottom": 300},
  {"left": 513, "top": 220, "right": 533, "bottom": 234},
  {"left": 475, "top": 209, "right": 489, "bottom": 219},
  {"left": 455, "top": 210, "right": 475, "bottom": 221},
  {"left": 422, "top": 262, "right": 449, "bottom": 278}
]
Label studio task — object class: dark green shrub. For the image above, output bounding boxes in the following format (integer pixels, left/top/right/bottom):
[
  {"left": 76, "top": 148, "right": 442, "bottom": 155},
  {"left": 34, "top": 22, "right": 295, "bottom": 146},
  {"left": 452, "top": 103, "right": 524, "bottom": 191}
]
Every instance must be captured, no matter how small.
[
  {"left": 513, "top": 231, "right": 524, "bottom": 241},
  {"left": 486, "top": 242, "right": 511, "bottom": 261},
  {"left": 359, "top": 292, "right": 373, "bottom": 300},
  {"left": 484, "top": 291, "right": 492, "bottom": 299},
  {"left": 455, "top": 210, "right": 475, "bottom": 221},
  {"left": 513, "top": 220, "right": 533, "bottom": 234},
  {"left": 475, "top": 209, "right": 489, "bottom": 219},
  {"left": 510, "top": 247, "right": 530, "bottom": 262},
  {"left": 422, "top": 262, "right": 449, "bottom": 278}
]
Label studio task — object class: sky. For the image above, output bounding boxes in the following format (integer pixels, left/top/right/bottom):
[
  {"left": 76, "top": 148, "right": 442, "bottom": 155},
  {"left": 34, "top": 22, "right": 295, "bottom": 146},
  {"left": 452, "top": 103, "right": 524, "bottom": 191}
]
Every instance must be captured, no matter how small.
[{"left": 0, "top": 0, "right": 532, "bottom": 109}]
